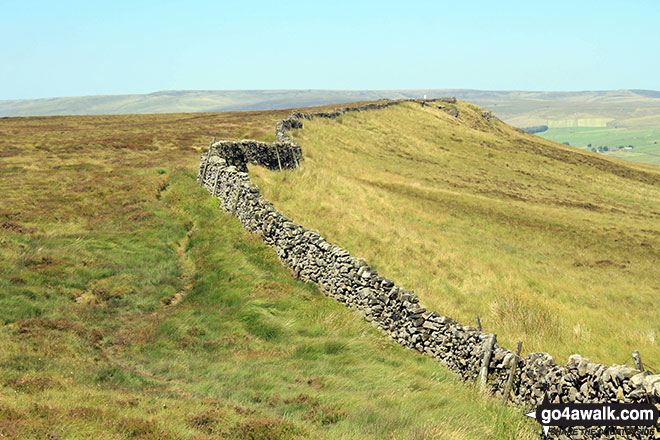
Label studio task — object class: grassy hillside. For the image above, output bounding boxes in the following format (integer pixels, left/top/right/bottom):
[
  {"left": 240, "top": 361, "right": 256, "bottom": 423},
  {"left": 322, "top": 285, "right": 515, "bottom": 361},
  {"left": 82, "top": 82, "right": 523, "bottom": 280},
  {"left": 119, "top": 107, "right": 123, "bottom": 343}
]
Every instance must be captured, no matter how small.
[
  {"left": 250, "top": 100, "right": 660, "bottom": 368},
  {"left": 0, "top": 109, "right": 536, "bottom": 439}
]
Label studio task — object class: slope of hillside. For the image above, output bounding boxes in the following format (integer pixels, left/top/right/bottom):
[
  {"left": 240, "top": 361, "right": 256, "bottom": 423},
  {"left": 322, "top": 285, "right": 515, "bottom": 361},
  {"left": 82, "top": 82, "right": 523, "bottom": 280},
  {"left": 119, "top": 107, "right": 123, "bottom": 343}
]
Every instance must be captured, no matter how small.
[
  {"left": 250, "top": 100, "right": 660, "bottom": 367},
  {"left": 0, "top": 109, "right": 536, "bottom": 439}
]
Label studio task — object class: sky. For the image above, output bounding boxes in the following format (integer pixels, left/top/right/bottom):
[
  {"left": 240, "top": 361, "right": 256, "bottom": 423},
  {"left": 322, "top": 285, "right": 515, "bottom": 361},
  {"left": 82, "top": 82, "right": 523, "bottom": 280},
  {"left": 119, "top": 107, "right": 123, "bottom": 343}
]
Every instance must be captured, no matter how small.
[{"left": 1, "top": 0, "right": 659, "bottom": 100}]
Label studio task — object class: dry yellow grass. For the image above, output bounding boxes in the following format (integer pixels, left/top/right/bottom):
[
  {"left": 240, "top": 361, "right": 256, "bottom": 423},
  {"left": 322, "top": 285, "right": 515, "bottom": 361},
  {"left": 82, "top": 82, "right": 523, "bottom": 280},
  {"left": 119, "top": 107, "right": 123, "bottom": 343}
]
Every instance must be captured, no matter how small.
[
  {"left": 0, "top": 105, "right": 539, "bottom": 439},
  {"left": 250, "top": 100, "right": 660, "bottom": 367}
]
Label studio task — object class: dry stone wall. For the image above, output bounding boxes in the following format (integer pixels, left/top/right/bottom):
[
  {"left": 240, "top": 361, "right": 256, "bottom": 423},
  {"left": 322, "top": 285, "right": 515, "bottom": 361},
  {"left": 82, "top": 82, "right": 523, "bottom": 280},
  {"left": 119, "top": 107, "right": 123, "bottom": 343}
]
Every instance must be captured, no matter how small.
[
  {"left": 204, "top": 140, "right": 302, "bottom": 173},
  {"left": 198, "top": 99, "right": 660, "bottom": 439}
]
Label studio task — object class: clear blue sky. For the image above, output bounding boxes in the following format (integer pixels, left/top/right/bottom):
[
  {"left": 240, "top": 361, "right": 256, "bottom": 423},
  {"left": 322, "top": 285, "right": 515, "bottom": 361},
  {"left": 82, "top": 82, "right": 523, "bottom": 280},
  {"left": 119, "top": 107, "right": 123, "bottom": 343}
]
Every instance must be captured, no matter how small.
[{"left": 1, "top": 0, "right": 659, "bottom": 100}]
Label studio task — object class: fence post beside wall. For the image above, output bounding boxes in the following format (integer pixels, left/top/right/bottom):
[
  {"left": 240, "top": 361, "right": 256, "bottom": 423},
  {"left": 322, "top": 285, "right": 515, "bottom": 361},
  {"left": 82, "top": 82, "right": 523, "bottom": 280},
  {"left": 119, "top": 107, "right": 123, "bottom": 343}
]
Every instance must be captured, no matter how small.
[
  {"left": 212, "top": 171, "right": 220, "bottom": 197},
  {"left": 199, "top": 159, "right": 210, "bottom": 184},
  {"left": 479, "top": 334, "right": 497, "bottom": 392},
  {"left": 502, "top": 341, "right": 523, "bottom": 404},
  {"left": 275, "top": 144, "right": 283, "bottom": 170}
]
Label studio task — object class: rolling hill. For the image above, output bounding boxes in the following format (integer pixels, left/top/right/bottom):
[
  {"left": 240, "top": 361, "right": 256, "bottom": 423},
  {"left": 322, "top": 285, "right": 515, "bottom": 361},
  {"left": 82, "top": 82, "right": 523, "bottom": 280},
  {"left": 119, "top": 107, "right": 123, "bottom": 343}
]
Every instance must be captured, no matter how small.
[
  {"left": 3, "top": 96, "right": 660, "bottom": 439},
  {"left": 2, "top": 89, "right": 659, "bottom": 126},
  {"left": 0, "top": 105, "right": 537, "bottom": 439},
  {"left": 0, "top": 90, "right": 440, "bottom": 117},
  {"left": 249, "top": 99, "right": 660, "bottom": 369}
]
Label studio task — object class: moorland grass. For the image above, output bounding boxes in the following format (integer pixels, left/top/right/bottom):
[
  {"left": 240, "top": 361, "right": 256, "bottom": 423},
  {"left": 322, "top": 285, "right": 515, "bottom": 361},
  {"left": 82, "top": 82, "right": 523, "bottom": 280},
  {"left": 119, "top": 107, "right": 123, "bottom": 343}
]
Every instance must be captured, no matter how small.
[
  {"left": 0, "top": 107, "right": 538, "bottom": 439},
  {"left": 250, "top": 100, "right": 660, "bottom": 367}
]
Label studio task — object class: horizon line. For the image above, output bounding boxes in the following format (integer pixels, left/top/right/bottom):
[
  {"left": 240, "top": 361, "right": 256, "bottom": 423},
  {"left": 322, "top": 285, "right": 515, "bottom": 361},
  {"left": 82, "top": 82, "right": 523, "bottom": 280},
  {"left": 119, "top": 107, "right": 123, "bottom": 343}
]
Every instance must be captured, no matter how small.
[{"left": 2, "top": 88, "right": 659, "bottom": 103}]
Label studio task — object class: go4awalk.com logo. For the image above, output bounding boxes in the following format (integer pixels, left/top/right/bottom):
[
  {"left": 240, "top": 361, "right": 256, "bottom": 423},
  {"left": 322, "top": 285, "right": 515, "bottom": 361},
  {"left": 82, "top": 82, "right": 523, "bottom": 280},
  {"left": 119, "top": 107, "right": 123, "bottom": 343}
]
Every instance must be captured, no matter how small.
[{"left": 525, "top": 396, "right": 659, "bottom": 437}]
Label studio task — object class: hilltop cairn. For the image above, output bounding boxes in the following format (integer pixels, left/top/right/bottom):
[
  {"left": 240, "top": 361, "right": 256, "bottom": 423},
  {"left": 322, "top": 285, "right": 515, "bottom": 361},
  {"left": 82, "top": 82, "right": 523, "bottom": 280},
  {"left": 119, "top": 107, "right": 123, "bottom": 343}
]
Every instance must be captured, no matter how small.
[{"left": 198, "top": 99, "right": 660, "bottom": 439}]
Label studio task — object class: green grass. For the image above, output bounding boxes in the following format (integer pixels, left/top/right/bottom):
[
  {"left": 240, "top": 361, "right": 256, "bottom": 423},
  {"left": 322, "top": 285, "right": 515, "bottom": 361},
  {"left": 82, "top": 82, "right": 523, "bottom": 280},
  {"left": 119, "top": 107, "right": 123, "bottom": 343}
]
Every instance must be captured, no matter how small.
[
  {"left": 538, "top": 126, "right": 660, "bottom": 164},
  {"left": 0, "top": 108, "right": 538, "bottom": 439},
  {"left": 250, "top": 100, "right": 660, "bottom": 368}
]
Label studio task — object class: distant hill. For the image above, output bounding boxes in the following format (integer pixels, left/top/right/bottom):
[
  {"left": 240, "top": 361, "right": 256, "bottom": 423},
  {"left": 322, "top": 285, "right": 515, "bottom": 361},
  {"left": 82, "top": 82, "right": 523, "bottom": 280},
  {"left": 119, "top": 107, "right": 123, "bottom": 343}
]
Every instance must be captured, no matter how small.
[
  {"left": 0, "top": 90, "right": 444, "bottom": 117},
  {"left": 2, "top": 88, "right": 660, "bottom": 129}
]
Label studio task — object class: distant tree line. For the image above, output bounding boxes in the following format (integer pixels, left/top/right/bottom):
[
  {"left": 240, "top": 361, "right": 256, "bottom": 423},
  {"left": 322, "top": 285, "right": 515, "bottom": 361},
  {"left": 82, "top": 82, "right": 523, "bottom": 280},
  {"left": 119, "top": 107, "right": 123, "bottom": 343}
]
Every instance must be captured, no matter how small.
[{"left": 522, "top": 125, "right": 548, "bottom": 134}]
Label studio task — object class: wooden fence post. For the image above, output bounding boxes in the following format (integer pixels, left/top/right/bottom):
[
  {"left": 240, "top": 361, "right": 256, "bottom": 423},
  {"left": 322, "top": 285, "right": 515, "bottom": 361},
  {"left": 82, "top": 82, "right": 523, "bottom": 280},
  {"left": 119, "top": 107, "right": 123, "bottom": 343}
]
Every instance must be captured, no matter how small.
[
  {"left": 212, "top": 171, "right": 220, "bottom": 197},
  {"left": 502, "top": 341, "right": 523, "bottom": 404},
  {"left": 476, "top": 316, "right": 482, "bottom": 332},
  {"left": 632, "top": 351, "right": 643, "bottom": 371},
  {"left": 275, "top": 144, "right": 283, "bottom": 171},
  {"left": 479, "top": 334, "right": 497, "bottom": 392}
]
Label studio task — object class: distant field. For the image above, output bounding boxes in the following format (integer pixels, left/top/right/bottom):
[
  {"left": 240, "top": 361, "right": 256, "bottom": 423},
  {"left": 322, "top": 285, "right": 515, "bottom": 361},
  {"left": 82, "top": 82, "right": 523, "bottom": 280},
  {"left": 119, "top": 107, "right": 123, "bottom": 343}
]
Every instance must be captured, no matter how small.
[{"left": 538, "top": 126, "right": 660, "bottom": 164}]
